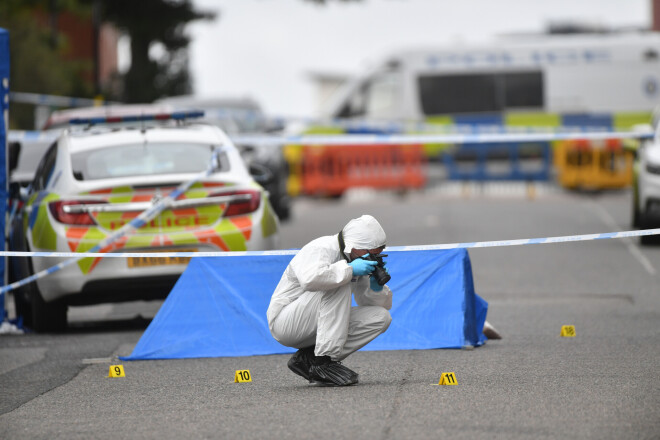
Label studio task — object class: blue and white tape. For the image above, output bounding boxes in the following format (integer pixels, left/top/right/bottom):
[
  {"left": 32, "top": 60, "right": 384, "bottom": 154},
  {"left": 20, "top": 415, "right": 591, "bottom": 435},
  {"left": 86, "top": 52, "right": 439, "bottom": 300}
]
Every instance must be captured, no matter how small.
[
  {"left": 231, "top": 129, "right": 653, "bottom": 146},
  {"left": 9, "top": 127, "right": 654, "bottom": 147},
  {"left": 2, "top": 227, "right": 659, "bottom": 295},
  {"left": 8, "top": 92, "right": 115, "bottom": 108},
  {"left": 8, "top": 130, "right": 60, "bottom": 143},
  {"left": 2, "top": 228, "right": 658, "bottom": 259}
]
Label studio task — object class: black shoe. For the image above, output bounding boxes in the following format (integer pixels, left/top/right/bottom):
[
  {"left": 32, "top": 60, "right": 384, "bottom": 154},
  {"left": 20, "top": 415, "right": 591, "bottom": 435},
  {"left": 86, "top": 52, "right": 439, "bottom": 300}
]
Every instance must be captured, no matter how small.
[
  {"left": 483, "top": 321, "right": 502, "bottom": 340},
  {"left": 287, "top": 346, "right": 315, "bottom": 381},
  {"left": 308, "top": 356, "right": 359, "bottom": 387}
]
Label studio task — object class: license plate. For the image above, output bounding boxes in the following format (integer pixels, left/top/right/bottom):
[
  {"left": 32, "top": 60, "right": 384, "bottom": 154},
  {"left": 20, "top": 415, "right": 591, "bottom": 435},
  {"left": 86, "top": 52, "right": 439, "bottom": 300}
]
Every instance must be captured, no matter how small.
[{"left": 127, "top": 249, "right": 196, "bottom": 268}]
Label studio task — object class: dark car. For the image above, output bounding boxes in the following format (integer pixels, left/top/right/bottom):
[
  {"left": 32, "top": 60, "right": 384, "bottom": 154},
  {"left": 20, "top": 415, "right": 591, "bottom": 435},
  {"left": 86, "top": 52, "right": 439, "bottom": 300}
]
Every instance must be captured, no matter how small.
[{"left": 156, "top": 96, "right": 291, "bottom": 221}]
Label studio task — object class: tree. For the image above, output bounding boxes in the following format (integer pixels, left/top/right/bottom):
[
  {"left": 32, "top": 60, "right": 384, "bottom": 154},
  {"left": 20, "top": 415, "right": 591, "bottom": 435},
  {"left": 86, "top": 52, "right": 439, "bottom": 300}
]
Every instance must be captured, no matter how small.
[
  {"left": 0, "top": 0, "right": 94, "bottom": 128},
  {"left": 99, "top": 0, "right": 215, "bottom": 103}
]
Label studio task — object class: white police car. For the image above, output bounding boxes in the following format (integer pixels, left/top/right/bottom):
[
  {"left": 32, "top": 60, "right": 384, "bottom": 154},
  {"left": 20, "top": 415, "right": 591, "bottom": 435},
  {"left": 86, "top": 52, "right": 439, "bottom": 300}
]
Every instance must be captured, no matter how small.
[
  {"left": 632, "top": 111, "right": 660, "bottom": 244},
  {"left": 45, "top": 101, "right": 292, "bottom": 221},
  {"left": 8, "top": 113, "right": 280, "bottom": 332}
]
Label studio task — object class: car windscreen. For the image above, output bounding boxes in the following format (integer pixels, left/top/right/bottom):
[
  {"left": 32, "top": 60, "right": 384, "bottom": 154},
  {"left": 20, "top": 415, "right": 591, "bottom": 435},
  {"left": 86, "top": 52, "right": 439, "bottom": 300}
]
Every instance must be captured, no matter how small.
[{"left": 71, "top": 143, "right": 229, "bottom": 181}]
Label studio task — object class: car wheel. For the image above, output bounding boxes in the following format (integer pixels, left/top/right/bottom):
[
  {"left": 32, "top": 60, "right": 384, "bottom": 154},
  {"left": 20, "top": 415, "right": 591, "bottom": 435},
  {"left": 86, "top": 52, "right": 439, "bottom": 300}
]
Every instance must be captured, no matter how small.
[
  {"left": 631, "top": 170, "right": 642, "bottom": 229},
  {"left": 272, "top": 195, "right": 291, "bottom": 221},
  {"left": 637, "top": 208, "right": 660, "bottom": 245},
  {"left": 639, "top": 232, "right": 660, "bottom": 245},
  {"left": 13, "top": 290, "right": 32, "bottom": 327},
  {"left": 8, "top": 257, "right": 33, "bottom": 328},
  {"left": 25, "top": 258, "right": 67, "bottom": 333},
  {"left": 632, "top": 191, "right": 641, "bottom": 228}
]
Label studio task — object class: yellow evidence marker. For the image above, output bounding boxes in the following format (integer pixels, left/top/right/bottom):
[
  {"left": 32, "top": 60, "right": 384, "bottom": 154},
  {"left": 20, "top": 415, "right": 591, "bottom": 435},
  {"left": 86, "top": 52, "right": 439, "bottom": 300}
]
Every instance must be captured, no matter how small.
[
  {"left": 234, "top": 370, "right": 252, "bottom": 383},
  {"left": 560, "top": 325, "right": 576, "bottom": 337},
  {"left": 438, "top": 372, "right": 458, "bottom": 385},
  {"left": 108, "top": 365, "right": 125, "bottom": 378}
]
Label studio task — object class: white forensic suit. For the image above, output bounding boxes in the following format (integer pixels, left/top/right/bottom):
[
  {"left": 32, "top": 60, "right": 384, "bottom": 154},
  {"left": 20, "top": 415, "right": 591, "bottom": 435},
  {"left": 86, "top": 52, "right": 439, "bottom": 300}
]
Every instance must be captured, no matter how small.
[{"left": 267, "top": 215, "right": 393, "bottom": 361}]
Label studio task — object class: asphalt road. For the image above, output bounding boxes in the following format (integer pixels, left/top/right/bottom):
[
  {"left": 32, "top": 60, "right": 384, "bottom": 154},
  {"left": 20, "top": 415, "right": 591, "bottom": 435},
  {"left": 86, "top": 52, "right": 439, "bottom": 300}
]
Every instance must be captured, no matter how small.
[{"left": 1, "top": 183, "right": 659, "bottom": 439}]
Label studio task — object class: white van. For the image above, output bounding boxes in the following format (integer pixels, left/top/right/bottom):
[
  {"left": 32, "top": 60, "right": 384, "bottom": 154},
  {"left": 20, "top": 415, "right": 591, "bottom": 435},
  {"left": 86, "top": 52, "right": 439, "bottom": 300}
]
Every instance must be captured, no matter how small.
[{"left": 323, "top": 33, "right": 660, "bottom": 125}]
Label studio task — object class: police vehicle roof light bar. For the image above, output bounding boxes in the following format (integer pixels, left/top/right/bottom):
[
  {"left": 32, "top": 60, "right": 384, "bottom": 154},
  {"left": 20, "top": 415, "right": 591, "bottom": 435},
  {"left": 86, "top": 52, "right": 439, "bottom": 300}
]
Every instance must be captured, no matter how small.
[{"left": 68, "top": 111, "right": 205, "bottom": 126}]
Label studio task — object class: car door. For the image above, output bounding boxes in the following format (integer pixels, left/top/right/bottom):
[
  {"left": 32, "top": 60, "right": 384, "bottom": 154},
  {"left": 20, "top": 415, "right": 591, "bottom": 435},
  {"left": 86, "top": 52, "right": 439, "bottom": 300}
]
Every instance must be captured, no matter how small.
[{"left": 24, "top": 141, "right": 59, "bottom": 251}]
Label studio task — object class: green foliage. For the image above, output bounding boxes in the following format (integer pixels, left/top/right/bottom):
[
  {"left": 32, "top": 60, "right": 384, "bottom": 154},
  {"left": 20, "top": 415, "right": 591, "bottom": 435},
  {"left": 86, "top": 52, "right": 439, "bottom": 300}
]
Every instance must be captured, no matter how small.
[
  {"left": 0, "top": 0, "right": 214, "bottom": 127},
  {"left": 0, "top": 0, "right": 94, "bottom": 128},
  {"left": 100, "top": 0, "right": 215, "bottom": 103}
]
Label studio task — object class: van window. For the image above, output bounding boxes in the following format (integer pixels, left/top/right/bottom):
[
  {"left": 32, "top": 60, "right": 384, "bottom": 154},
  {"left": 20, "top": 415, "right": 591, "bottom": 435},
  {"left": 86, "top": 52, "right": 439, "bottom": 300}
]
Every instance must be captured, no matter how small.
[
  {"left": 365, "top": 72, "right": 399, "bottom": 119},
  {"left": 337, "top": 83, "right": 368, "bottom": 118},
  {"left": 503, "top": 72, "right": 544, "bottom": 108},
  {"left": 418, "top": 71, "right": 543, "bottom": 115},
  {"left": 337, "top": 70, "right": 400, "bottom": 119}
]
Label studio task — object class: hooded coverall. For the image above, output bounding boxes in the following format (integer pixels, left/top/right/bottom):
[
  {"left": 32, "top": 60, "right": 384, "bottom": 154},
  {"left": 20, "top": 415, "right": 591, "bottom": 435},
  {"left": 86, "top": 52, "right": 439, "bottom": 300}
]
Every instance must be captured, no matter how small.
[{"left": 267, "top": 215, "right": 393, "bottom": 361}]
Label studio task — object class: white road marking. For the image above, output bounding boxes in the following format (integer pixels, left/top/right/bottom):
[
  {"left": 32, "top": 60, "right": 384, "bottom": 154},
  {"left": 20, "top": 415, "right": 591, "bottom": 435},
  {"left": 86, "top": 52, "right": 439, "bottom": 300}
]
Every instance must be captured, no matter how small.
[
  {"left": 590, "top": 201, "right": 656, "bottom": 275},
  {"left": 81, "top": 357, "right": 114, "bottom": 364}
]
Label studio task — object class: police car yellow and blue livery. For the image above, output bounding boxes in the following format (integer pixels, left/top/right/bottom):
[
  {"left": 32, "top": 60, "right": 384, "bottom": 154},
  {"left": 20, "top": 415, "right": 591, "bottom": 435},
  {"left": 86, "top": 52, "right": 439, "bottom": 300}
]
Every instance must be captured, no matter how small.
[{"left": 9, "top": 116, "right": 280, "bottom": 332}]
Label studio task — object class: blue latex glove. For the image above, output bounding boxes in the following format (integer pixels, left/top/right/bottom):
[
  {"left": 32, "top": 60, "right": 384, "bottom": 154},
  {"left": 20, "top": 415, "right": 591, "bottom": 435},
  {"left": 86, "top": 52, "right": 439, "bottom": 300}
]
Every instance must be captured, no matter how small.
[
  {"left": 349, "top": 258, "right": 377, "bottom": 276},
  {"left": 370, "top": 275, "right": 384, "bottom": 292}
]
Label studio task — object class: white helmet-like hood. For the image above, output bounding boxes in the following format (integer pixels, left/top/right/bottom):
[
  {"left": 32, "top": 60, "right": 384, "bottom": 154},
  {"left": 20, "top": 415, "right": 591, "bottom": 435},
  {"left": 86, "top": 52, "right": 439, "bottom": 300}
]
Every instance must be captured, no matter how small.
[{"left": 342, "top": 215, "right": 386, "bottom": 253}]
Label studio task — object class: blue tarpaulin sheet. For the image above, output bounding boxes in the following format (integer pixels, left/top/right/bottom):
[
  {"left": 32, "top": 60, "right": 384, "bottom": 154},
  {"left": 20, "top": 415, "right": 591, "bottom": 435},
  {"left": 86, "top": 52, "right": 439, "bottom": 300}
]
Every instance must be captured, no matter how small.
[{"left": 122, "top": 248, "right": 487, "bottom": 360}]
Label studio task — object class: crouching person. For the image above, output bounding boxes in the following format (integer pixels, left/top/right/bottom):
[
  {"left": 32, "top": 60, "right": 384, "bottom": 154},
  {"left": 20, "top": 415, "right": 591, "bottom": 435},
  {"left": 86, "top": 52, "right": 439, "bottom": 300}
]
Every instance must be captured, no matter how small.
[{"left": 267, "top": 215, "right": 393, "bottom": 387}]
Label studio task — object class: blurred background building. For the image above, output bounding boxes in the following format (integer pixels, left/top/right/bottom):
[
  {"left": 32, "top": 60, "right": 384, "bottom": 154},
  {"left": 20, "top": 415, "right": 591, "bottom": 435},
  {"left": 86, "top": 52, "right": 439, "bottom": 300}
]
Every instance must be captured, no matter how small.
[{"left": 2, "top": 0, "right": 660, "bottom": 129}]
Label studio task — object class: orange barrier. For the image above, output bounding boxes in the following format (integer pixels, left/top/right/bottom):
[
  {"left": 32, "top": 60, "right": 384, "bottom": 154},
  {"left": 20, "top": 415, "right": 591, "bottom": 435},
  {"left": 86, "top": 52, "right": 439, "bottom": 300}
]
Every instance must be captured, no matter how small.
[
  {"left": 554, "top": 139, "right": 634, "bottom": 190},
  {"left": 300, "top": 144, "right": 426, "bottom": 196}
]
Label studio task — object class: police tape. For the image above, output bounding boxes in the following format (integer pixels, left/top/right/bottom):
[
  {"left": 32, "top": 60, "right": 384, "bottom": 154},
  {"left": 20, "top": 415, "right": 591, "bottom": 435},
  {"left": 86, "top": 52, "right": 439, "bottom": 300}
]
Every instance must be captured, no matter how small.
[
  {"left": 7, "top": 130, "right": 60, "bottom": 142},
  {"left": 0, "top": 148, "right": 224, "bottom": 295},
  {"left": 9, "top": 127, "right": 654, "bottom": 146},
  {"left": 9, "top": 91, "right": 116, "bottom": 108},
  {"left": 2, "top": 227, "right": 659, "bottom": 295},
  {"left": 230, "top": 129, "right": 654, "bottom": 146}
]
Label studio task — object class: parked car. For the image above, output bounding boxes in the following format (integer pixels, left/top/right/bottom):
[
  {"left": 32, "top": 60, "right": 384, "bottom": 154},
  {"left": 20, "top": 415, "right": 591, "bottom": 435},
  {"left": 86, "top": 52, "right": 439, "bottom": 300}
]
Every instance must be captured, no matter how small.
[
  {"left": 44, "top": 100, "right": 292, "bottom": 221},
  {"left": 632, "top": 113, "right": 660, "bottom": 244},
  {"left": 156, "top": 96, "right": 291, "bottom": 220},
  {"left": 8, "top": 114, "right": 280, "bottom": 332}
]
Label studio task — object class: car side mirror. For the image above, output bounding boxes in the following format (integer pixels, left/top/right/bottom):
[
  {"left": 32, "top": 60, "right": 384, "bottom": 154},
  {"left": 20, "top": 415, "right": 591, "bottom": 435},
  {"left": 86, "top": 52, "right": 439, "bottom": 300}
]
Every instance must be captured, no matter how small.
[
  {"left": 19, "top": 185, "right": 31, "bottom": 201},
  {"left": 249, "top": 162, "right": 274, "bottom": 186},
  {"left": 265, "top": 119, "right": 285, "bottom": 133},
  {"left": 8, "top": 142, "right": 21, "bottom": 173},
  {"left": 238, "top": 144, "right": 256, "bottom": 160}
]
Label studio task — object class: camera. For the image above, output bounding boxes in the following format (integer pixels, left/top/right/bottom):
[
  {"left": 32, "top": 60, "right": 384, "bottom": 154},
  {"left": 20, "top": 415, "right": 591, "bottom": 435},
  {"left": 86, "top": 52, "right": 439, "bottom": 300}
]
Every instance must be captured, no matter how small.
[{"left": 362, "top": 253, "right": 390, "bottom": 286}]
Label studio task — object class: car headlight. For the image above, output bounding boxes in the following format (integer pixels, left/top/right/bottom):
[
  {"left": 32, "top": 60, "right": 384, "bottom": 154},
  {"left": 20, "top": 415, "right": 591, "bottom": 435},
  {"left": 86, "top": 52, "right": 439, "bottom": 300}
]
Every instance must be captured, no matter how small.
[{"left": 646, "top": 162, "right": 660, "bottom": 175}]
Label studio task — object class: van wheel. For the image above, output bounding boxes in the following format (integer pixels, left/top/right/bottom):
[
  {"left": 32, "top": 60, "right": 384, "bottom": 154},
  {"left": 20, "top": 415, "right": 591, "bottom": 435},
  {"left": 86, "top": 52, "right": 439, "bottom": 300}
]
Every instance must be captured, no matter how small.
[{"left": 25, "top": 259, "right": 67, "bottom": 333}]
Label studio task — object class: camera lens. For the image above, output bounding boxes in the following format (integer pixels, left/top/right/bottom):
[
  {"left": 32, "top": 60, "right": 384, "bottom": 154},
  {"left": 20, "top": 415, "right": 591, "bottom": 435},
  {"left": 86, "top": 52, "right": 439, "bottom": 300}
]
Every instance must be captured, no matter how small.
[
  {"left": 364, "top": 253, "right": 390, "bottom": 286},
  {"left": 373, "top": 266, "right": 391, "bottom": 286}
]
